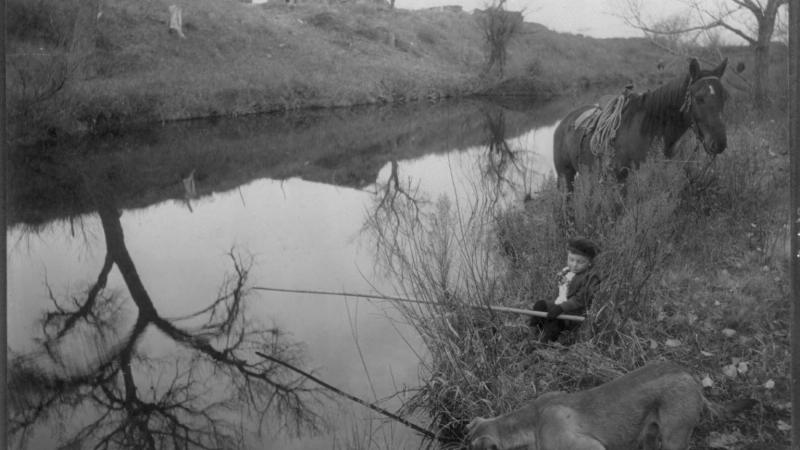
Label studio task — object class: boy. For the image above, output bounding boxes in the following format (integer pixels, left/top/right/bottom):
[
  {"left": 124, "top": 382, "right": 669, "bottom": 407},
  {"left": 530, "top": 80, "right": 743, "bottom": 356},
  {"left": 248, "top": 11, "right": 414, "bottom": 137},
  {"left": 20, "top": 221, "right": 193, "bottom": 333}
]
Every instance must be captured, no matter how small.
[{"left": 529, "top": 237, "right": 601, "bottom": 343}]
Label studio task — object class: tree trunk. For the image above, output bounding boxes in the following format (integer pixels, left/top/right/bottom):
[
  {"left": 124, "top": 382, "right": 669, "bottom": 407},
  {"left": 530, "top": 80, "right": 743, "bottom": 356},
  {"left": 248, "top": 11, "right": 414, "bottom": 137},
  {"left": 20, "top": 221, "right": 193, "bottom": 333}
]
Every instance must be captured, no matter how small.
[
  {"left": 68, "top": 0, "right": 101, "bottom": 79},
  {"left": 752, "top": 2, "right": 780, "bottom": 109},
  {"left": 95, "top": 194, "right": 160, "bottom": 319},
  {"left": 169, "top": 5, "right": 186, "bottom": 39},
  {"left": 753, "top": 41, "right": 770, "bottom": 109}
]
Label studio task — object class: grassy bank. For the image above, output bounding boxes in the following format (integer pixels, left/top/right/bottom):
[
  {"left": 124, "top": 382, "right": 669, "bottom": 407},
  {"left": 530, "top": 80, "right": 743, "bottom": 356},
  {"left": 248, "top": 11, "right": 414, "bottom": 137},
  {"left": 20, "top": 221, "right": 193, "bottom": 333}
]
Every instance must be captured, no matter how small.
[
  {"left": 7, "top": 0, "right": 673, "bottom": 142},
  {"left": 365, "top": 90, "right": 791, "bottom": 448}
]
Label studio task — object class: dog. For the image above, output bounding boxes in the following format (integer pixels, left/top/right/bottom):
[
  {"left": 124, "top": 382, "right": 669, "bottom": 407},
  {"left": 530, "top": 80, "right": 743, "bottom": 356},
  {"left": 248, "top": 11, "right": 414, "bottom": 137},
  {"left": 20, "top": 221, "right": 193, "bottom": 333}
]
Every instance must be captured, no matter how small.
[{"left": 466, "top": 361, "right": 754, "bottom": 450}]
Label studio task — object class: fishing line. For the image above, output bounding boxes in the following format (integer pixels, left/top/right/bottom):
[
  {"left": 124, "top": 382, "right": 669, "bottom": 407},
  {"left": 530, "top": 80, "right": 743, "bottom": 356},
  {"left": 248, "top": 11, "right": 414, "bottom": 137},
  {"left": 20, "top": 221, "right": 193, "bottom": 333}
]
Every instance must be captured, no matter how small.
[{"left": 250, "top": 286, "right": 585, "bottom": 322}]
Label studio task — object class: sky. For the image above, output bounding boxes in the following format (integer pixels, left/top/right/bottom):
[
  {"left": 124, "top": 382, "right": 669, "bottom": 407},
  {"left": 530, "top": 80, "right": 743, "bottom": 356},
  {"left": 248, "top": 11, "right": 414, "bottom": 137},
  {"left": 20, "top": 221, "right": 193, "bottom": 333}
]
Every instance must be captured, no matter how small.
[
  {"left": 394, "top": 0, "right": 793, "bottom": 44},
  {"left": 395, "top": 0, "right": 668, "bottom": 38}
]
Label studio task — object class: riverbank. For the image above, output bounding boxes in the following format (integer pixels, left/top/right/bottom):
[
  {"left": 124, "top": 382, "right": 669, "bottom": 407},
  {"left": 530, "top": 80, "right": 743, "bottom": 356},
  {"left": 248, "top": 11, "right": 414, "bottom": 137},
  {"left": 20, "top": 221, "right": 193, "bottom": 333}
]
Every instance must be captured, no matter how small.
[
  {"left": 7, "top": 0, "right": 671, "bottom": 143},
  {"left": 369, "top": 92, "right": 792, "bottom": 448},
  {"left": 8, "top": 96, "right": 578, "bottom": 227}
]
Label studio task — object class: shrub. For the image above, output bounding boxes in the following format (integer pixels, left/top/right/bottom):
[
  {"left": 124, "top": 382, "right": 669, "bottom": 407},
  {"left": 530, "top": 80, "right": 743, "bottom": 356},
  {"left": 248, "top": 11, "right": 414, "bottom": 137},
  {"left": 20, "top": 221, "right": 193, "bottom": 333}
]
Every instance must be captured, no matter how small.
[
  {"left": 416, "top": 26, "right": 440, "bottom": 46},
  {"left": 705, "top": 114, "right": 788, "bottom": 218},
  {"left": 363, "top": 152, "right": 688, "bottom": 443},
  {"left": 512, "top": 159, "right": 686, "bottom": 355},
  {"left": 354, "top": 23, "right": 382, "bottom": 41},
  {"left": 365, "top": 129, "right": 791, "bottom": 447},
  {"left": 7, "top": 49, "right": 74, "bottom": 139},
  {"left": 7, "top": 0, "right": 76, "bottom": 45},
  {"left": 304, "top": 11, "right": 349, "bottom": 33},
  {"left": 475, "top": 1, "right": 522, "bottom": 78},
  {"left": 524, "top": 58, "right": 543, "bottom": 78}
]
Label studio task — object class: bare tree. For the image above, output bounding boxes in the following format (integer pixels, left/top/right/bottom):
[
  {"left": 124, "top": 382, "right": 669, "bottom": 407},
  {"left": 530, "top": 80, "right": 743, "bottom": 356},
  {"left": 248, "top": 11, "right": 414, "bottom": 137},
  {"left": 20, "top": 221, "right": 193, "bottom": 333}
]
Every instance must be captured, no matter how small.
[
  {"left": 8, "top": 0, "right": 102, "bottom": 138},
  {"left": 620, "top": 0, "right": 788, "bottom": 108},
  {"left": 476, "top": 0, "right": 523, "bottom": 79},
  {"left": 8, "top": 185, "right": 322, "bottom": 449}
]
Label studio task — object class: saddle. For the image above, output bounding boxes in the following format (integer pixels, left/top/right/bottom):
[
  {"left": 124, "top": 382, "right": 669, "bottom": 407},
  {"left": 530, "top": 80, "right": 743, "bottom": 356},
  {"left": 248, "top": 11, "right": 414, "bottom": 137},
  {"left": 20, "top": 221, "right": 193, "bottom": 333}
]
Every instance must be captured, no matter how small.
[
  {"left": 573, "top": 106, "right": 602, "bottom": 133},
  {"left": 571, "top": 85, "right": 636, "bottom": 158}
]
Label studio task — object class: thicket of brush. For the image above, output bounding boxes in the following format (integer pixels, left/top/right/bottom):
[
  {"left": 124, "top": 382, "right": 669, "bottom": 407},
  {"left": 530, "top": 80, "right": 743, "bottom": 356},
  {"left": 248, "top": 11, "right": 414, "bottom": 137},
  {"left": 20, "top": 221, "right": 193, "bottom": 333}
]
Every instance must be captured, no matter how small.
[{"left": 366, "top": 95, "right": 790, "bottom": 448}]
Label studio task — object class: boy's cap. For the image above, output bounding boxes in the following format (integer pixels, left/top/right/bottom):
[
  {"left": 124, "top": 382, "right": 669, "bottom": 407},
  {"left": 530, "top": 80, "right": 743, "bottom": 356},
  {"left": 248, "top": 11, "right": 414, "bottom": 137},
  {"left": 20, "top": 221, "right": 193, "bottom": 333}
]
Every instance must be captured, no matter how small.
[{"left": 567, "top": 238, "right": 600, "bottom": 259}]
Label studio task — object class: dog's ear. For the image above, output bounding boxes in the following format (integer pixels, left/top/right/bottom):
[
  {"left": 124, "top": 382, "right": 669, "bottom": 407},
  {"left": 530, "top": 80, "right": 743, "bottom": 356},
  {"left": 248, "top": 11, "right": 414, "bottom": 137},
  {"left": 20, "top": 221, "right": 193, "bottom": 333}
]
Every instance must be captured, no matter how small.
[
  {"left": 466, "top": 417, "right": 486, "bottom": 434},
  {"left": 466, "top": 418, "right": 500, "bottom": 450}
]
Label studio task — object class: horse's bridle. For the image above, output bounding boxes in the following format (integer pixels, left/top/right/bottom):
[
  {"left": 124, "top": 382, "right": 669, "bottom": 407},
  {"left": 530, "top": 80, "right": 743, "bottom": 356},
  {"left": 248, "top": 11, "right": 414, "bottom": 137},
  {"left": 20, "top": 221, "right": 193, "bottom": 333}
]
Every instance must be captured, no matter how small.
[{"left": 679, "top": 75, "right": 722, "bottom": 155}]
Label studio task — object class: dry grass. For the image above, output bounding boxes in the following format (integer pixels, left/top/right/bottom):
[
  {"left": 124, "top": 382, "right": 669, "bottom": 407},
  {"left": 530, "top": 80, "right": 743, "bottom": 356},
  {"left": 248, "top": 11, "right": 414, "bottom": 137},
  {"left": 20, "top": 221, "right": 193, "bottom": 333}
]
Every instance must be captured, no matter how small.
[
  {"left": 7, "top": 0, "right": 670, "bottom": 142},
  {"left": 364, "top": 91, "right": 791, "bottom": 447}
]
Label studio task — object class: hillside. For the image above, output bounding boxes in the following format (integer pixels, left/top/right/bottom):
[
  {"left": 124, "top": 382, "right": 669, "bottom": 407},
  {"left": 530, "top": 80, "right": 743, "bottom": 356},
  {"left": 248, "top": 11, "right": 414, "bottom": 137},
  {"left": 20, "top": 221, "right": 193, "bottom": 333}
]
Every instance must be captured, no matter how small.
[{"left": 7, "top": 0, "right": 671, "bottom": 141}]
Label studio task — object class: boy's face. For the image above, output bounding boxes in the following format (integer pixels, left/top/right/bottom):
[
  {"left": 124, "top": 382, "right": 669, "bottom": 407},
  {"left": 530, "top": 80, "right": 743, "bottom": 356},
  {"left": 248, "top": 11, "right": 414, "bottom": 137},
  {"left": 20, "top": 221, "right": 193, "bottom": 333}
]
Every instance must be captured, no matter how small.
[{"left": 567, "top": 251, "right": 592, "bottom": 274}]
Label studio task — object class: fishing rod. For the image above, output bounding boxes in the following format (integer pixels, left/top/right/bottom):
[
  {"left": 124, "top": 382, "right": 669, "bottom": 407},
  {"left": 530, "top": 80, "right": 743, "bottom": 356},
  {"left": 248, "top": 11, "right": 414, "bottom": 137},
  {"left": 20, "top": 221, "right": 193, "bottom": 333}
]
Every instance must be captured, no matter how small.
[
  {"left": 254, "top": 351, "right": 443, "bottom": 443},
  {"left": 251, "top": 286, "right": 585, "bottom": 322}
]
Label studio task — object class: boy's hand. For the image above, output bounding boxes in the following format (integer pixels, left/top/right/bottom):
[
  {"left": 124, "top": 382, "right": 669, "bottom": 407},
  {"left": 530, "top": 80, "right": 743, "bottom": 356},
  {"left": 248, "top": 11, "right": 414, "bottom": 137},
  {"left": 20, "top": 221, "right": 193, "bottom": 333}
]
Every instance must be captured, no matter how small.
[{"left": 547, "top": 305, "right": 564, "bottom": 319}]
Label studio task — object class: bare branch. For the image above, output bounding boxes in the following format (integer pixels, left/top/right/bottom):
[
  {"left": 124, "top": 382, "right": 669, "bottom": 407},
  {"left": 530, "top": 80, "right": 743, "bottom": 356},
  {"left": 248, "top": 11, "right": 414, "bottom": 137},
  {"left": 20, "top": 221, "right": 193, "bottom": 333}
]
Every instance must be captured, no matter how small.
[
  {"left": 10, "top": 189, "right": 323, "bottom": 447},
  {"left": 42, "top": 252, "right": 114, "bottom": 344},
  {"left": 730, "top": 0, "right": 763, "bottom": 16},
  {"left": 716, "top": 18, "right": 759, "bottom": 44}
]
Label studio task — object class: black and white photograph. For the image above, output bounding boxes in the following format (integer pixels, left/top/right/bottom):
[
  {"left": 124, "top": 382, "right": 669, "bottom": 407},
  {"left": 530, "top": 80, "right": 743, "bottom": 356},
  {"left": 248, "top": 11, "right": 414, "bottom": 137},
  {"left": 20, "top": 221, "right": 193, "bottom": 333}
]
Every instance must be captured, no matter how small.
[{"left": 3, "top": 0, "right": 798, "bottom": 448}]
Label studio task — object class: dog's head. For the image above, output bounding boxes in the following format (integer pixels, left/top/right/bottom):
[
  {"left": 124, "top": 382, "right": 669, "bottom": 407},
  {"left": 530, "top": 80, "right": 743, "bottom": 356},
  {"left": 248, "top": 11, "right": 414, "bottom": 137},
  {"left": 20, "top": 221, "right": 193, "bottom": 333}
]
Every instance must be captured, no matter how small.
[{"left": 466, "top": 417, "right": 501, "bottom": 450}]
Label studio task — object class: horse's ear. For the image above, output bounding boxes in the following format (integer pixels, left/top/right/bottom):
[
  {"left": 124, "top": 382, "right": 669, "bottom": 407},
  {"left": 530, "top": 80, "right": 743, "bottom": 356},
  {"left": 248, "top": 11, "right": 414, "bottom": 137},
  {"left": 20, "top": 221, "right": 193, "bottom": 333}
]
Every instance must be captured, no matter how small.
[
  {"left": 689, "top": 58, "right": 700, "bottom": 81},
  {"left": 713, "top": 58, "right": 728, "bottom": 77}
]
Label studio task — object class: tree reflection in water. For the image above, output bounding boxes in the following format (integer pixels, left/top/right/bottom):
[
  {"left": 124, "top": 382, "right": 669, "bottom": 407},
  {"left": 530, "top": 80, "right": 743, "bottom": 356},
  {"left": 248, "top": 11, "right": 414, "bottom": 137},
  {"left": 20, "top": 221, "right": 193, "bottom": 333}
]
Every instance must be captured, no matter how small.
[
  {"left": 364, "top": 107, "right": 541, "bottom": 280},
  {"left": 364, "top": 159, "right": 430, "bottom": 263},
  {"left": 9, "top": 185, "right": 321, "bottom": 449},
  {"left": 481, "top": 108, "right": 540, "bottom": 207},
  {"left": 362, "top": 108, "right": 548, "bottom": 443}
]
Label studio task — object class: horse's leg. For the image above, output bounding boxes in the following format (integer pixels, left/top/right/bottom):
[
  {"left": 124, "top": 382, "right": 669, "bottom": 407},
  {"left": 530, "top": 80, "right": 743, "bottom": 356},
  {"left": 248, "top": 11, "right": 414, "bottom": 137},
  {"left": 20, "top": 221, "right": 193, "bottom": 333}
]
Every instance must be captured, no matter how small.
[
  {"left": 559, "top": 167, "right": 577, "bottom": 193},
  {"left": 556, "top": 167, "right": 577, "bottom": 228},
  {"left": 553, "top": 116, "right": 583, "bottom": 195}
]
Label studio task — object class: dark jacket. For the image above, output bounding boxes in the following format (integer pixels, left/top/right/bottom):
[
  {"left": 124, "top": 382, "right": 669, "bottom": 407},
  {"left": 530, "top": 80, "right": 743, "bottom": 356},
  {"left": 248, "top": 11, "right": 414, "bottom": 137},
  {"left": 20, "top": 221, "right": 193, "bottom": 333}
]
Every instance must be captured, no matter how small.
[{"left": 547, "top": 269, "right": 601, "bottom": 316}]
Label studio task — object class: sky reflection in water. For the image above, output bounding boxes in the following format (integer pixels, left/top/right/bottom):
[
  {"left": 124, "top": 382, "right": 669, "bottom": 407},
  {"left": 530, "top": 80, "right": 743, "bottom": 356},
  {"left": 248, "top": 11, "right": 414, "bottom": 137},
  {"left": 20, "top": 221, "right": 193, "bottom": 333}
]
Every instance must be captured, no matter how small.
[{"left": 7, "top": 121, "right": 558, "bottom": 448}]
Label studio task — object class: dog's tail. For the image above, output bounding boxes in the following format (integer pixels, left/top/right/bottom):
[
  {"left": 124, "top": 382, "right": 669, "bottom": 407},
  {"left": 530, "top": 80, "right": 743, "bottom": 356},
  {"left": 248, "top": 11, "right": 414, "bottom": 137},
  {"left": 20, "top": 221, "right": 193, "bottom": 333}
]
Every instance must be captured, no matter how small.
[{"left": 704, "top": 397, "right": 758, "bottom": 420}]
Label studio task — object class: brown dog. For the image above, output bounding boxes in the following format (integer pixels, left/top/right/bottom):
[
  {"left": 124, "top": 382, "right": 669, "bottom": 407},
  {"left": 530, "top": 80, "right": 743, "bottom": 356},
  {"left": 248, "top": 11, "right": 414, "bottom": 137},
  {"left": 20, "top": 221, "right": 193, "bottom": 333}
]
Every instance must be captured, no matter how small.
[{"left": 466, "top": 361, "right": 753, "bottom": 450}]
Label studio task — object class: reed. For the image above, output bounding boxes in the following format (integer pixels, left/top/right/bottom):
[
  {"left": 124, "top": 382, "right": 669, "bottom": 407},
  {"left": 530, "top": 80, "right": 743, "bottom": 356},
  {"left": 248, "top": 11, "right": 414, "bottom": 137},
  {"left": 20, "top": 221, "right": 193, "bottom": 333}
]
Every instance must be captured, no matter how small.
[{"left": 365, "top": 104, "right": 790, "bottom": 447}]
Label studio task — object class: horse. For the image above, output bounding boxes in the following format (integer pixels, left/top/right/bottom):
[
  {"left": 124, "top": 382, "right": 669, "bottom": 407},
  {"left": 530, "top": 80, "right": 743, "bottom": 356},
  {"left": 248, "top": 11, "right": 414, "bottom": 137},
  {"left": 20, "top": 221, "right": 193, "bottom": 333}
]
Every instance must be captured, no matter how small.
[{"left": 553, "top": 58, "right": 729, "bottom": 191}]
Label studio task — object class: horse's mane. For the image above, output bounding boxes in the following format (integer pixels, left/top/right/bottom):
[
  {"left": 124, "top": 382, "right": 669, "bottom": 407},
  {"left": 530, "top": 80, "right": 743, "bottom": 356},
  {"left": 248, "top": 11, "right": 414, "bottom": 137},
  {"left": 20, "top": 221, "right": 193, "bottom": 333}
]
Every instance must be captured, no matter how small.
[
  {"left": 639, "top": 76, "right": 689, "bottom": 119},
  {"left": 632, "top": 75, "right": 690, "bottom": 136}
]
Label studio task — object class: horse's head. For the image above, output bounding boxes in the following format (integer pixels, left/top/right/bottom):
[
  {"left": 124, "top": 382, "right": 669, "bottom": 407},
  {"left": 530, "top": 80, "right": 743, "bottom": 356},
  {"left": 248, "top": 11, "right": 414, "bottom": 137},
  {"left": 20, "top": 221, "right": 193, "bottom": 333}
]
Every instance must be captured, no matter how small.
[{"left": 683, "top": 58, "right": 729, "bottom": 155}]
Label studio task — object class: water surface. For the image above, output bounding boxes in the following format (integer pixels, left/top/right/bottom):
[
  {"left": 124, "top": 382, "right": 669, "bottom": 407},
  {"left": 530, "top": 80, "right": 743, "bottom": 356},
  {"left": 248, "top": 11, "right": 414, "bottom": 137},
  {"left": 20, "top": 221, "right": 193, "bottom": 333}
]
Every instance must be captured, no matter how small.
[{"left": 7, "top": 97, "right": 571, "bottom": 448}]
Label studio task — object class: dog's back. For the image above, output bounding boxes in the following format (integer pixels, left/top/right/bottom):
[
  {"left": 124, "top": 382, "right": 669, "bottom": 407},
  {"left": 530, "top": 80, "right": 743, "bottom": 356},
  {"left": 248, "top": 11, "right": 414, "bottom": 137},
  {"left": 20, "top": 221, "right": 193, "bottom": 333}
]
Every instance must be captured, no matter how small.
[
  {"left": 569, "top": 361, "right": 705, "bottom": 449},
  {"left": 579, "top": 361, "right": 703, "bottom": 411},
  {"left": 466, "top": 362, "right": 709, "bottom": 450}
]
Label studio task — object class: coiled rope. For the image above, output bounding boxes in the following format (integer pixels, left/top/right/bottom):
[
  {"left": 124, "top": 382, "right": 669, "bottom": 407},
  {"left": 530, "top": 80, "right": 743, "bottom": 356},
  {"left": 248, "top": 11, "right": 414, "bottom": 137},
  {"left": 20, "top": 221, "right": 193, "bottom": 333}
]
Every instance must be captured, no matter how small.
[{"left": 589, "top": 94, "right": 629, "bottom": 158}]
